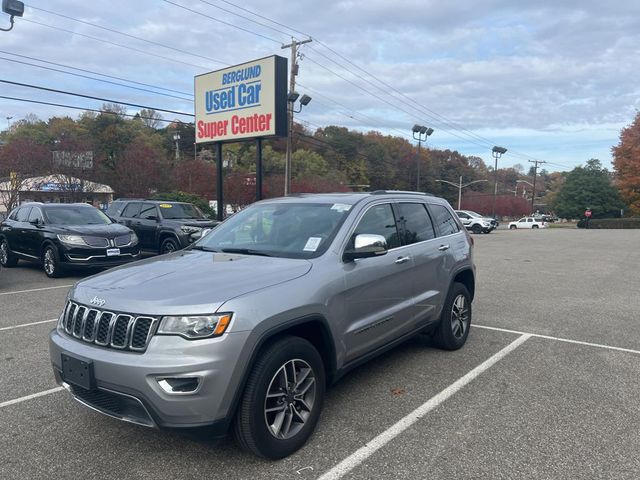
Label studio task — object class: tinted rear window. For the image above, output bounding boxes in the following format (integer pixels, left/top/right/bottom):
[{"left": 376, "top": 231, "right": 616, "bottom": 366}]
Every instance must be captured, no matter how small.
[
  {"left": 396, "top": 203, "right": 436, "bottom": 244},
  {"left": 429, "top": 204, "right": 460, "bottom": 236}
]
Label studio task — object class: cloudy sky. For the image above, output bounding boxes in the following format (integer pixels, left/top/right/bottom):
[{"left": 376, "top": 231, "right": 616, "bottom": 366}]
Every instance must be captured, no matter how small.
[{"left": 1, "top": 0, "right": 638, "bottom": 171}]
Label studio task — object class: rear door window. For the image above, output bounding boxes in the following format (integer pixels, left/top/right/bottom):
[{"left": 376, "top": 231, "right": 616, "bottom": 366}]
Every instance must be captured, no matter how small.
[
  {"left": 121, "top": 202, "right": 141, "bottom": 218},
  {"left": 396, "top": 203, "right": 436, "bottom": 245},
  {"left": 429, "top": 204, "right": 460, "bottom": 237}
]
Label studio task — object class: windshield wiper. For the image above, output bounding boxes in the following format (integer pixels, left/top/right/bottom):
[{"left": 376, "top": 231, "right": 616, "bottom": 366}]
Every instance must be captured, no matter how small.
[
  {"left": 221, "top": 248, "right": 272, "bottom": 257},
  {"left": 189, "top": 245, "right": 218, "bottom": 252}
]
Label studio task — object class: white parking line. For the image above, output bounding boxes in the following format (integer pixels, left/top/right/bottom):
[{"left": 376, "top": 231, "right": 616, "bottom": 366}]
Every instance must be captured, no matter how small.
[
  {"left": 0, "top": 387, "right": 64, "bottom": 409},
  {"left": 0, "top": 318, "right": 57, "bottom": 332},
  {"left": 473, "top": 324, "right": 640, "bottom": 355},
  {"left": 0, "top": 284, "right": 73, "bottom": 296},
  {"left": 317, "top": 334, "right": 531, "bottom": 480}
]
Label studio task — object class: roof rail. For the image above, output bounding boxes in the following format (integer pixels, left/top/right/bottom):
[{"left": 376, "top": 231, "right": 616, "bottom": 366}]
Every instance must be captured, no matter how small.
[{"left": 370, "top": 190, "right": 434, "bottom": 196}]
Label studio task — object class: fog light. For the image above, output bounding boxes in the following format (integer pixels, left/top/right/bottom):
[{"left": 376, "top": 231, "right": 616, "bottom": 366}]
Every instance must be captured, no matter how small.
[{"left": 157, "top": 377, "right": 201, "bottom": 394}]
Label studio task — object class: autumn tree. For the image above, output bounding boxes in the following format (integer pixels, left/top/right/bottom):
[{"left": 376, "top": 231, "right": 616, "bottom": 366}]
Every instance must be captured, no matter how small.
[{"left": 612, "top": 112, "right": 640, "bottom": 214}]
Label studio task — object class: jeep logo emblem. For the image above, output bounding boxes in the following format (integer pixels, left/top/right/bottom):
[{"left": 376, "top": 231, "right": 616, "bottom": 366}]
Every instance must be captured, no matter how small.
[{"left": 90, "top": 296, "right": 106, "bottom": 307}]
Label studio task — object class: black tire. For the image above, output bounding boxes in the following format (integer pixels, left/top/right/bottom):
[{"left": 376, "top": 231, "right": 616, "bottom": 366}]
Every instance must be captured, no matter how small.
[
  {"left": 532, "top": 225, "right": 539, "bottom": 229},
  {"left": 0, "top": 238, "right": 18, "bottom": 267},
  {"left": 160, "top": 237, "right": 179, "bottom": 254},
  {"left": 433, "top": 282, "right": 472, "bottom": 351},
  {"left": 233, "top": 336, "right": 326, "bottom": 459},
  {"left": 509, "top": 225, "right": 517, "bottom": 230},
  {"left": 471, "top": 224, "right": 482, "bottom": 234},
  {"left": 42, "top": 245, "right": 65, "bottom": 278}
]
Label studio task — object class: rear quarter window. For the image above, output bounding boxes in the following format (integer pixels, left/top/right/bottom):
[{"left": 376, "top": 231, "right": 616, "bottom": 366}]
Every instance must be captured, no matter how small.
[
  {"left": 429, "top": 204, "right": 460, "bottom": 237},
  {"left": 106, "top": 201, "right": 126, "bottom": 217}
]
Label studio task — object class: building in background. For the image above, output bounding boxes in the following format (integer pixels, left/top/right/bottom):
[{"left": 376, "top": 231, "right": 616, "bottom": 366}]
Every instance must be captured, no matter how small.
[{"left": 0, "top": 174, "right": 114, "bottom": 213}]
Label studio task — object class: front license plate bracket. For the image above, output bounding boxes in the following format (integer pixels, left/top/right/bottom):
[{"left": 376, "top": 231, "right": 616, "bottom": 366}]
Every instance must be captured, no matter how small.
[{"left": 61, "top": 353, "right": 95, "bottom": 390}]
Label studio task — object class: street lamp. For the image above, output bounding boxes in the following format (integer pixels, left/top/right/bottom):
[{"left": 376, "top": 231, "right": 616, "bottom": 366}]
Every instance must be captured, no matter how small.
[
  {"left": 6, "top": 116, "right": 13, "bottom": 130},
  {"left": 436, "top": 177, "right": 488, "bottom": 210},
  {"left": 284, "top": 91, "right": 312, "bottom": 195},
  {"left": 1, "top": 0, "right": 24, "bottom": 32},
  {"left": 491, "top": 146, "right": 507, "bottom": 217},
  {"left": 412, "top": 124, "right": 434, "bottom": 192}
]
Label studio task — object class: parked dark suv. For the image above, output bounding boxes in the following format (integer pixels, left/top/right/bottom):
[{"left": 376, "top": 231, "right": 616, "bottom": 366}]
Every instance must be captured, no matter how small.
[
  {"left": 50, "top": 192, "right": 475, "bottom": 458},
  {"left": 0, "top": 202, "right": 140, "bottom": 277},
  {"left": 107, "top": 199, "right": 218, "bottom": 254}
]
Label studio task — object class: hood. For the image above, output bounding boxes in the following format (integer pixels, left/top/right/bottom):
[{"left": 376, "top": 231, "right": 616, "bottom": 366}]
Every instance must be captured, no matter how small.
[
  {"left": 163, "top": 218, "right": 218, "bottom": 228},
  {"left": 71, "top": 250, "right": 312, "bottom": 315},
  {"left": 52, "top": 223, "right": 132, "bottom": 237}
]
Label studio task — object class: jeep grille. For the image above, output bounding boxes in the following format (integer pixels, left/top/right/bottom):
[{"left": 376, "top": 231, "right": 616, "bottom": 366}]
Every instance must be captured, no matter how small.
[{"left": 62, "top": 301, "right": 157, "bottom": 352}]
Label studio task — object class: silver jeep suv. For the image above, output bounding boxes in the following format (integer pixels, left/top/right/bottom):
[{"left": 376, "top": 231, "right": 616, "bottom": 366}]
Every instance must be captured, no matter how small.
[{"left": 49, "top": 191, "right": 475, "bottom": 458}]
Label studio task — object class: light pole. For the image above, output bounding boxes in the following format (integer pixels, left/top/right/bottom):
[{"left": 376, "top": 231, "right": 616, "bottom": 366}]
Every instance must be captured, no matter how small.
[
  {"left": 491, "top": 146, "right": 507, "bottom": 218},
  {"left": 412, "top": 125, "right": 434, "bottom": 192},
  {"left": 284, "top": 92, "right": 311, "bottom": 195},
  {"left": 172, "top": 133, "right": 180, "bottom": 162},
  {"left": 436, "top": 177, "right": 488, "bottom": 210},
  {"left": 6, "top": 116, "right": 13, "bottom": 130}
]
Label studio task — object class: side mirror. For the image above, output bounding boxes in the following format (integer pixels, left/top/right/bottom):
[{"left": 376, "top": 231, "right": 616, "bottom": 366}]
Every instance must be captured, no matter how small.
[
  {"left": 343, "top": 234, "right": 388, "bottom": 262},
  {"left": 29, "top": 218, "right": 41, "bottom": 226}
]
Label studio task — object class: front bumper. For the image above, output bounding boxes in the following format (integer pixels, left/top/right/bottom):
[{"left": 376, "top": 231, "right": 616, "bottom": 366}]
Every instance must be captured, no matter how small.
[
  {"left": 49, "top": 328, "right": 250, "bottom": 430},
  {"left": 59, "top": 244, "right": 140, "bottom": 268}
]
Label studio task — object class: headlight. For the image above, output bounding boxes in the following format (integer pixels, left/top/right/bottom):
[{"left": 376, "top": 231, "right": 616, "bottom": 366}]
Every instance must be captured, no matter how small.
[
  {"left": 130, "top": 232, "right": 139, "bottom": 245},
  {"left": 57, "top": 234, "right": 87, "bottom": 246},
  {"left": 158, "top": 313, "right": 233, "bottom": 339},
  {"left": 181, "top": 226, "right": 202, "bottom": 235}
]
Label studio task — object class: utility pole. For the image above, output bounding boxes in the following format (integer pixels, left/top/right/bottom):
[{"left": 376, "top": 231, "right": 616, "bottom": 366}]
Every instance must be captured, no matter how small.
[
  {"left": 282, "top": 37, "right": 312, "bottom": 196},
  {"left": 528, "top": 159, "right": 546, "bottom": 213}
]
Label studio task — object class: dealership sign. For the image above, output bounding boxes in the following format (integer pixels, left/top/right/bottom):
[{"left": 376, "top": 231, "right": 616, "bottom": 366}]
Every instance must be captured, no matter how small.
[{"left": 194, "top": 55, "right": 288, "bottom": 143}]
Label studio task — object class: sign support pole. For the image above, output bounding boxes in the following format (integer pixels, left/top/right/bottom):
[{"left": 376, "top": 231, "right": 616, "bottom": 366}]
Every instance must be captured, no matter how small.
[
  {"left": 216, "top": 142, "right": 223, "bottom": 221},
  {"left": 256, "top": 138, "right": 263, "bottom": 201}
]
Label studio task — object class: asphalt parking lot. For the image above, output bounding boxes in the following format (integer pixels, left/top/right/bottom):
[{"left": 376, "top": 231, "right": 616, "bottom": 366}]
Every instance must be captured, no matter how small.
[{"left": 1, "top": 229, "right": 639, "bottom": 479}]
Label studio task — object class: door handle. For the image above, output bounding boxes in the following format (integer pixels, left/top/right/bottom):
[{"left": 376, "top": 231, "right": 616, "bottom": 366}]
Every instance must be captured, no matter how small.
[
  {"left": 438, "top": 244, "right": 450, "bottom": 251},
  {"left": 395, "top": 256, "right": 411, "bottom": 264}
]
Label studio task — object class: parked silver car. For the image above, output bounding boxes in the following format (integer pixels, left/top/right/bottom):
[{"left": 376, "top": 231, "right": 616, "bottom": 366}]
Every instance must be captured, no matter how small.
[{"left": 49, "top": 191, "right": 476, "bottom": 458}]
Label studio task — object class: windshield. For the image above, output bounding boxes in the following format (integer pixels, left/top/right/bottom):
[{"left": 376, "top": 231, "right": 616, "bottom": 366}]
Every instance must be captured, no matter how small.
[
  {"left": 194, "top": 202, "right": 352, "bottom": 259},
  {"left": 44, "top": 206, "right": 112, "bottom": 225},
  {"left": 466, "top": 211, "right": 483, "bottom": 218},
  {"left": 158, "top": 203, "right": 205, "bottom": 220}
]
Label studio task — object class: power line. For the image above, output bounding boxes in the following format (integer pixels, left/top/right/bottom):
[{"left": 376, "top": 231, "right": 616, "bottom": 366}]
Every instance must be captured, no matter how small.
[
  {"left": 25, "top": 4, "right": 228, "bottom": 67},
  {"left": 0, "top": 55, "right": 193, "bottom": 102},
  {"left": 196, "top": 0, "right": 292, "bottom": 38},
  {"left": 0, "top": 50, "right": 193, "bottom": 97},
  {"left": 20, "top": 18, "right": 210, "bottom": 70},
  {"left": 0, "top": 79, "right": 195, "bottom": 117},
  {"left": 161, "top": 0, "right": 281, "bottom": 44},
  {"left": 0, "top": 95, "right": 193, "bottom": 124}
]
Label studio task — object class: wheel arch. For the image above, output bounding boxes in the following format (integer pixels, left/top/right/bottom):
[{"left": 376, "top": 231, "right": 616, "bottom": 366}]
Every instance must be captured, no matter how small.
[
  {"left": 227, "top": 315, "right": 337, "bottom": 428},
  {"left": 452, "top": 268, "right": 475, "bottom": 301}
]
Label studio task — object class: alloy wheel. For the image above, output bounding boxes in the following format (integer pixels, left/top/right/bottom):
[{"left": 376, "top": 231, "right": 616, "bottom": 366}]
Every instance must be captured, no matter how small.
[
  {"left": 44, "top": 248, "right": 55, "bottom": 275},
  {"left": 264, "top": 359, "right": 316, "bottom": 440},
  {"left": 0, "top": 241, "right": 7, "bottom": 265},
  {"left": 450, "top": 294, "right": 469, "bottom": 339}
]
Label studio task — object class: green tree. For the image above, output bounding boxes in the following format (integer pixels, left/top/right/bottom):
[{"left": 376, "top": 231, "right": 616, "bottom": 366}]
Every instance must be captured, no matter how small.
[{"left": 552, "top": 159, "right": 625, "bottom": 219}]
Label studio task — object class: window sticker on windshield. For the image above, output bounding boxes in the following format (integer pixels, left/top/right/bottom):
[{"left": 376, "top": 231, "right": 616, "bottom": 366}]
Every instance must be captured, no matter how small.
[
  {"left": 331, "top": 203, "right": 351, "bottom": 212},
  {"left": 159, "top": 204, "right": 173, "bottom": 208},
  {"left": 303, "top": 237, "right": 323, "bottom": 252}
]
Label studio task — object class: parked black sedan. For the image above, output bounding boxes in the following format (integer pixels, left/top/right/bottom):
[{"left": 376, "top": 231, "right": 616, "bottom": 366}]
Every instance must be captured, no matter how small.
[{"left": 0, "top": 202, "right": 140, "bottom": 277}]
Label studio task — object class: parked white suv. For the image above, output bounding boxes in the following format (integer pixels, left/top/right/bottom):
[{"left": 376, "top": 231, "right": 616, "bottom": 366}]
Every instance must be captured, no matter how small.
[
  {"left": 508, "top": 217, "right": 547, "bottom": 229},
  {"left": 455, "top": 210, "right": 497, "bottom": 234}
]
